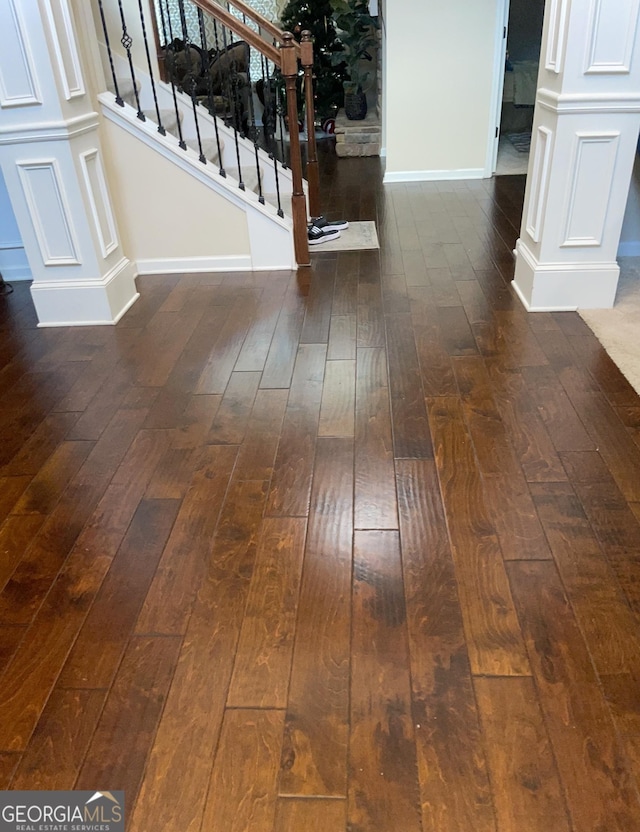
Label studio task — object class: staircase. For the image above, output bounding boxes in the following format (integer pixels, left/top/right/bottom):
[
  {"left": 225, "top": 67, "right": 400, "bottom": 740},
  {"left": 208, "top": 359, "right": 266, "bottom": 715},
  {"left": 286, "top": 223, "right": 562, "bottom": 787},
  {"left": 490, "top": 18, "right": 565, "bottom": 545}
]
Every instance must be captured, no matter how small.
[{"left": 95, "top": 0, "right": 319, "bottom": 270}]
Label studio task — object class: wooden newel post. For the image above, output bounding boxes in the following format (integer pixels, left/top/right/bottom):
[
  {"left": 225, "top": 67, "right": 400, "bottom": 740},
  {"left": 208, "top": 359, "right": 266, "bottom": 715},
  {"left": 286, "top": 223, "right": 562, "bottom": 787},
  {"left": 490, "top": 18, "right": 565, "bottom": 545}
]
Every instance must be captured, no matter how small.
[
  {"left": 300, "top": 30, "right": 320, "bottom": 219},
  {"left": 281, "top": 31, "right": 310, "bottom": 267}
]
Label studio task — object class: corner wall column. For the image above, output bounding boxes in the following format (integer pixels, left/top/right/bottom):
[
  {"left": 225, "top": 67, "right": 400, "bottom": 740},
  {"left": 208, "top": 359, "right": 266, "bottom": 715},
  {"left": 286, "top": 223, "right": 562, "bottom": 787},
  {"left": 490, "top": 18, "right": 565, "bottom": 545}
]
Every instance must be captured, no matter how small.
[
  {"left": 0, "top": 0, "right": 138, "bottom": 326},
  {"left": 513, "top": 0, "right": 640, "bottom": 311}
]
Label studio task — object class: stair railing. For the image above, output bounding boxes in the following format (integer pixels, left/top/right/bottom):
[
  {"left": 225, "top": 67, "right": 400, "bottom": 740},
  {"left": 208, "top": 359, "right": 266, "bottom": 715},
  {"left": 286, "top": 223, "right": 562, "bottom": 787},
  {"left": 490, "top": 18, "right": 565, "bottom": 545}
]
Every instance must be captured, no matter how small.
[{"left": 96, "top": 0, "right": 317, "bottom": 266}]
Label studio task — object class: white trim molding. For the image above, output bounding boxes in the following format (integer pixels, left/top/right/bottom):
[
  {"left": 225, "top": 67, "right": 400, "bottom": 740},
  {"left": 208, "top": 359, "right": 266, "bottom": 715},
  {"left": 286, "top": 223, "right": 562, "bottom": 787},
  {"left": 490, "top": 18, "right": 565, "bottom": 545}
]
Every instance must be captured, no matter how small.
[
  {"left": 79, "top": 148, "right": 119, "bottom": 259},
  {"left": 16, "top": 158, "right": 81, "bottom": 266},
  {"left": 525, "top": 126, "right": 554, "bottom": 243},
  {"left": 513, "top": 238, "right": 620, "bottom": 310},
  {"left": 136, "top": 255, "right": 253, "bottom": 274},
  {"left": 545, "top": 0, "right": 569, "bottom": 73},
  {"left": 383, "top": 168, "right": 485, "bottom": 184},
  {"left": 537, "top": 88, "right": 640, "bottom": 114},
  {"left": 0, "top": 0, "right": 42, "bottom": 108},
  {"left": 41, "top": 0, "right": 85, "bottom": 99},
  {"left": 584, "top": 0, "right": 640, "bottom": 75},
  {"left": 31, "top": 256, "right": 138, "bottom": 326},
  {"left": 0, "top": 112, "right": 100, "bottom": 145}
]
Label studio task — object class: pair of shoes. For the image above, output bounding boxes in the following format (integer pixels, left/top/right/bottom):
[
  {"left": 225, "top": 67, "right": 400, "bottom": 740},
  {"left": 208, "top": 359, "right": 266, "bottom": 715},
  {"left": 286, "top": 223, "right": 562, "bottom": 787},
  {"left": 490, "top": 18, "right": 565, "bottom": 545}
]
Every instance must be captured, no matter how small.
[
  {"left": 308, "top": 223, "right": 341, "bottom": 245},
  {"left": 309, "top": 215, "right": 349, "bottom": 231}
]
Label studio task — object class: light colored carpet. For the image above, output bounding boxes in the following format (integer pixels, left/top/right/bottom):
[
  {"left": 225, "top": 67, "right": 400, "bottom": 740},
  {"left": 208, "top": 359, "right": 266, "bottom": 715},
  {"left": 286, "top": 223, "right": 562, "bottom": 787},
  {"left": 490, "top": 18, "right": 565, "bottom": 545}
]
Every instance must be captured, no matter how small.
[
  {"left": 495, "top": 136, "right": 529, "bottom": 176},
  {"left": 313, "top": 221, "right": 379, "bottom": 252},
  {"left": 580, "top": 258, "right": 640, "bottom": 395}
]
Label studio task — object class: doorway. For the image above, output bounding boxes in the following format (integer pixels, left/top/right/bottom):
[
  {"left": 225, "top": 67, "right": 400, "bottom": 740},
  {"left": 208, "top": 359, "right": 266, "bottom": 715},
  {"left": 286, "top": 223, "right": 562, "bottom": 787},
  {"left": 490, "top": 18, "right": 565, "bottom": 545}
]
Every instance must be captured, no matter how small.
[{"left": 494, "top": 0, "right": 545, "bottom": 176}]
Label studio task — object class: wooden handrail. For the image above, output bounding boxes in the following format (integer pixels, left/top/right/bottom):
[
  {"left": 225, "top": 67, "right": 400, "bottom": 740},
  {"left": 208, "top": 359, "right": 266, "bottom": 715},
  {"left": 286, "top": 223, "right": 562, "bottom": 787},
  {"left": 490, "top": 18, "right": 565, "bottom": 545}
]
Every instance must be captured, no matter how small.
[
  {"left": 223, "top": 0, "right": 301, "bottom": 57},
  {"left": 190, "top": 0, "right": 280, "bottom": 64}
]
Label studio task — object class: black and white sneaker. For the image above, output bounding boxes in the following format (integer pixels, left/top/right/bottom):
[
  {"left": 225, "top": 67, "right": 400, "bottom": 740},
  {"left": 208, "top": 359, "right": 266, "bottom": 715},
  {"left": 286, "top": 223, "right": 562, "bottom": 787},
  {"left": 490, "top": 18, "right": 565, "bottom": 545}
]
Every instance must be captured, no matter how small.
[
  {"left": 309, "top": 215, "right": 349, "bottom": 232},
  {"left": 308, "top": 224, "right": 341, "bottom": 245}
]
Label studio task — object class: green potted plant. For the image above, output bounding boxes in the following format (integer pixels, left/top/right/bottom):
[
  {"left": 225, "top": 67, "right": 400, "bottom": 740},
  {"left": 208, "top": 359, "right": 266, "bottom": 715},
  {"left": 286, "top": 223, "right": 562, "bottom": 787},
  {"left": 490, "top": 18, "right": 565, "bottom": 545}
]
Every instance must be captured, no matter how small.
[{"left": 330, "top": 0, "right": 379, "bottom": 120}]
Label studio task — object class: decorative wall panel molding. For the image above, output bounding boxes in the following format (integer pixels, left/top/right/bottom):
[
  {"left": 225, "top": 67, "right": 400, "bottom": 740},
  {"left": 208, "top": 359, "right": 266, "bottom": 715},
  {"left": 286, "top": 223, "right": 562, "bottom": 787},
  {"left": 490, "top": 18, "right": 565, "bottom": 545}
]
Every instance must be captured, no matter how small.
[
  {"left": 41, "top": 0, "right": 86, "bottom": 99},
  {"left": 562, "top": 132, "right": 620, "bottom": 246},
  {"left": 526, "top": 126, "right": 553, "bottom": 243},
  {"left": 79, "top": 148, "right": 118, "bottom": 258},
  {"left": 537, "top": 88, "right": 640, "bottom": 114},
  {"left": 0, "top": 0, "right": 42, "bottom": 108},
  {"left": 0, "top": 112, "right": 99, "bottom": 145},
  {"left": 584, "top": 0, "right": 640, "bottom": 74},
  {"left": 16, "top": 159, "right": 81, "bottom": 266},
  {"left": 545, "top": 0, "right": 569, "bottom": 74}
]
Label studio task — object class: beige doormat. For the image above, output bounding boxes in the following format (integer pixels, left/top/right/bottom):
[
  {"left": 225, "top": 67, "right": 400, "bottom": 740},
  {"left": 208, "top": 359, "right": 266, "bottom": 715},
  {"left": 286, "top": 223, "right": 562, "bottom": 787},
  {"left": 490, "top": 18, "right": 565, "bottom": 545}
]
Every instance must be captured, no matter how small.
[
  {"left": 580, "top": 259, "right": 640, "bottom": 396},
  {"left": 312, "top": 220, "right": 379, "bottom": 252}
]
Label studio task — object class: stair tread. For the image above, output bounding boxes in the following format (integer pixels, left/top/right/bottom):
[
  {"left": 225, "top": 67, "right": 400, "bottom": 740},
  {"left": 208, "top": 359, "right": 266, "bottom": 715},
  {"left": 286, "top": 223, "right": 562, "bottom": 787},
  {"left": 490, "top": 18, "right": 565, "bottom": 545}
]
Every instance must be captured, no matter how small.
[{"left": 186, "top": 137, "right": 223, "bottom": 165}]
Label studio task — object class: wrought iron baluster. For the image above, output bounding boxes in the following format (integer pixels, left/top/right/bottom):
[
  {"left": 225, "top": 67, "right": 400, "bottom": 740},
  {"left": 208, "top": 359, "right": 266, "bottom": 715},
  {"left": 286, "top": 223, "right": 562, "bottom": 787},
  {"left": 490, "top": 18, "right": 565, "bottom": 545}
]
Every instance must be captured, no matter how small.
[
  {"left": 97, "top": 0, "right": 123, "bottom": 105},
  {"left": 162, "top": 0, "right": 187, "bottom": 149},
  {"left": 276, "top": 72, "right": 288, "bottom": 169},
  {"left": 136, "top": 0, "right": 165, "bottom": 134},
  {"left": 116, "top": 0, "right": 144, "bottom": 120},
  {"left": 242, "top": 15, "right": 264, "bottom": 204},
  {"left": 218, "top": 20, "right": 245, "bottom": 191},
  {"left": 198, "top": 8, "right": 226, "bottom": 177},
  {"left": 177, "top": 0, "right": 206, "bottom": 164},
  {"left": 261, "top": 55, "right": 283, "bottom": 217}
]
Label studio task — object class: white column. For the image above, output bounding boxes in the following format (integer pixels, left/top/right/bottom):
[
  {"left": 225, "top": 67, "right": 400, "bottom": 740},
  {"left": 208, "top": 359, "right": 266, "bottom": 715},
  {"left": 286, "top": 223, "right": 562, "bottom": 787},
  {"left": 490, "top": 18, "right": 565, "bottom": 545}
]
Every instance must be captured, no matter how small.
[
  {"left": 0, "top": 0, "right": 138, "bottom": 326},
  {"left": 513, "top": 0, "right": 640, "bottom": 311}
]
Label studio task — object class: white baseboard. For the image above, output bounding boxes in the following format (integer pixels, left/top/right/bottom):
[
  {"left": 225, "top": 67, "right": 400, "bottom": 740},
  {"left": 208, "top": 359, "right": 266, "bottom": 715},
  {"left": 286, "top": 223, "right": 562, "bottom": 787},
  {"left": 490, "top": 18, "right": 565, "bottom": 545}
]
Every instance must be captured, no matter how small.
[
  {"left": 33, "top": 257, "right": 138, "bottom": 326},
  {"left": 617, "top": 241, "right": 640, "bottom": 257},
  {"left": 513, "top": 239, "right": 619, "bottom": 311},
  {"left": 383, "top": 167, "right": 485, "bottom": 183},
  {"left": 136, "top": 255, "right": 253, "bottom": 275},
  {"left": 0, "top": 263, "right": 31, "bottom": 281}
]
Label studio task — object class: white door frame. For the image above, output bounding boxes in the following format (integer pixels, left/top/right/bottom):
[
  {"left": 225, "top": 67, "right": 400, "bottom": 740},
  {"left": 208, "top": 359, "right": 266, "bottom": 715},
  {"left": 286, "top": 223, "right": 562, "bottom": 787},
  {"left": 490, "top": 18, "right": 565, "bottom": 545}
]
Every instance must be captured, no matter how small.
[{"left": 485, "top": 0, "right": 511, "bottom": 176}]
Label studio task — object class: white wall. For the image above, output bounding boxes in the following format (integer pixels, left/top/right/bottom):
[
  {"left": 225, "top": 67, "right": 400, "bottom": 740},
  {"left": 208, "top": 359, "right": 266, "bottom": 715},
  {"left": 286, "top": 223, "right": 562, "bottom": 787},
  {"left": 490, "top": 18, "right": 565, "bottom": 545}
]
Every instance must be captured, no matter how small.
[
  {"left": 384, "top": 0, "right": 500, "bottom": 180},
  {"left": 619, "top": 151, "right": 640, "bottom": 256},
  {"left": 0, "top": 168, "right": 30, "bottom": 281},
  {"left": 102, "top": 118, "right": 252, "bottom": 270}
]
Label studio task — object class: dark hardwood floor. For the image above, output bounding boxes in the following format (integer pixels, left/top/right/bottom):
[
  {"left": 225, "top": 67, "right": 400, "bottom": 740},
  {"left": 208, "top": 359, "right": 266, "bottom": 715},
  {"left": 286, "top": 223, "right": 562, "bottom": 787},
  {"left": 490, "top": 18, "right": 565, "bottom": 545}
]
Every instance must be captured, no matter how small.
[{"left": 1, "top": 150, "right": 640, "bottom": 830}]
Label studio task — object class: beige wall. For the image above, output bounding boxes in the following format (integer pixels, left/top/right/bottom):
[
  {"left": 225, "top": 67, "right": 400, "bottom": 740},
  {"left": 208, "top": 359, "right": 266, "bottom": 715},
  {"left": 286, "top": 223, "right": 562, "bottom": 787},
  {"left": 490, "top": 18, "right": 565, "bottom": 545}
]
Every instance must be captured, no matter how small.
[
  {"left": 384, "top": 0, "right": 500, "bottom": 177},
  {"left": 102, "top": 120, "right": 251, "bottom": 263}
]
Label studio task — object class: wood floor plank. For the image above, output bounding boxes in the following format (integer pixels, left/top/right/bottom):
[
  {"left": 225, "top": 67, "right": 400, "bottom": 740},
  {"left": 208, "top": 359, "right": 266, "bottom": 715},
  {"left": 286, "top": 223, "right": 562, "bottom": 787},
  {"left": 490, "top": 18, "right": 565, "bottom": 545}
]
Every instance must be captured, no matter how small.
[
  {"left": 266, "top": 344, "right": 326, "bottom": 517},
  {"left": 331, "top": 252, "right": 359, "bottom": 316},
  {"left": 75, "top": 636, "right": 181, "bottom": 806},
  {"left": 129, "top": 480, "right": 267, "bottom": 832},
  {"left": 10, "top": 689, "right": 107, "bottom": 790},
  {"left": 227, "top": 516, "right": 307, "bottom": 708},
  {"left": 508, "top": 561, "right": 640, "bottom": 831},
  {"left": 274, "top": 798, "right": 346, "bottom": 832},
  {"left": 0, "top": 409, "right": 154, "bottom": 626},
  {"left": 486, "top": 360, "right": 567, "bottom": 482},
  {"left": 234, "top": 278, "right": 289, "bottom": 372},
  {"left": 135, "top": 444, "right": 238, "bottom": 635},
  {"left": 428, "top": 396, "right": 530, "bottom": 675},
  {"left": 11, "top": 440, "right": 94, "bottom": 516},
  {"left": 350, "top": 530, "right": 422, "bottom": 832},
  {"left": 354, "top": 348, "right": 398, "bottom": 530},
  {"left": 1, "top": 412, "right": 80, "bottom": 477},
  {"left": 0, "top": 477, "right": 32, "bottom": 525},
  {"left": 396, "top": 460, "right": 496, "bottom": 832},
  {"left": 327, "top": 314, "right": 357, "bottom": 360},
  {"left": 206, "top": 370, "right": 262, "bottom": 445},
  {"left": 300, "top": 256, "right": 337, "bottom": 344},
  {"left": 260, "top": 282, "right": 307, "bottom": 389},
  {"left": 318, "top": 359, "right": 355, "bottom": 438},
  {"left": 452, "top": 355, "right": 551, "bottom": 560},
  {"left": 280, "top": 438, "right": 352, "bottom": 796},
  {"left": 474, "top": 677, "right": 571, "bottom": 832},
  {"left": 522, "top": 366, "right": 595, "bottom": 452},
  {"left": 0, "top": 516, "right": 46, "bottom": 592},
  {"left": 385, "top": 313, "right": 433, "bottom": 459},
  {"left": 233, "top": 388, "right": 289, "bottom": 482},
  {"left": 0, "top": 428, "right": 171, "bottom": 751},
  {"left": 200, "top": 709, "right": 285, "bottom": 832},
  {"left": 195, "top": 297, "right": 257, "bottom": 394},
  {"left": 58, "top": 498, "right": 180, "bottom": 689}
]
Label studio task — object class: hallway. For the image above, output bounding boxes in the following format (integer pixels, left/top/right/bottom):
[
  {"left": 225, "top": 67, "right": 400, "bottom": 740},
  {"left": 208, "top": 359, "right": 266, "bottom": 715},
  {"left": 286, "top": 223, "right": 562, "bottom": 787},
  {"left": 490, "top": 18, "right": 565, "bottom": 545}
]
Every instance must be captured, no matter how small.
[{"left": 0, "top": 158, "right": 640, "bottom": 831}]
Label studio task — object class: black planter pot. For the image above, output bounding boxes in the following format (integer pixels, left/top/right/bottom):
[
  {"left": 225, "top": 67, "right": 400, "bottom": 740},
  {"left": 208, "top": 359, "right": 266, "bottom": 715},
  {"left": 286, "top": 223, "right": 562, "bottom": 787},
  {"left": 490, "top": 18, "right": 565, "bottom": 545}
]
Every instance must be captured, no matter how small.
[{"left": 344, "top": 90, "right": 367, "bottom": 120}]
